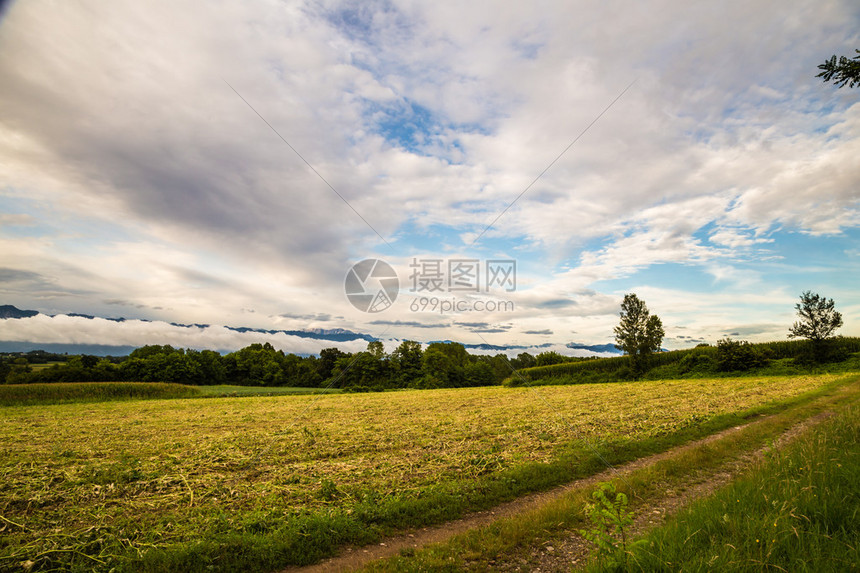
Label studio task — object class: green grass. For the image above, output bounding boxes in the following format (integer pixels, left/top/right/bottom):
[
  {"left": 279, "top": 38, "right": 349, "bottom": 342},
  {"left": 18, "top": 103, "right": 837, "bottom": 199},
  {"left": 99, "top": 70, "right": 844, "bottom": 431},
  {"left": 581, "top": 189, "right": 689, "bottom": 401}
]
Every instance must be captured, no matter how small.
[
  {"left": 0, "top": 375, "right": 853, "bottom": 571},
  {"left": 0, "top": 382, "right": 200, "bottom": 406},
  {"left": 590, "top": 393, "right": 860, "bottom": 571},
  {"left": 27, "top": 362, "right": 67, "bottom": 372},
  {"left": 0, "top": 383, "right": 339, "bottom": 406},
  {"left": 362, "top": 375, "right": 860, "bottom": 572},
  {"left": 195, "top": 384, "right": 342, "bottom": 397}
]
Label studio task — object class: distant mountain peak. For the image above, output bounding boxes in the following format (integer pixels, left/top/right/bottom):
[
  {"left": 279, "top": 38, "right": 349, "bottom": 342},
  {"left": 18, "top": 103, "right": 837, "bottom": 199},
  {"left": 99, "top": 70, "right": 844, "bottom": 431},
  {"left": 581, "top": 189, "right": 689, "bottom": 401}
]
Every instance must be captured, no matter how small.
[
  {"left": 566, "top": 342, "right": 622, "bottom": 354},
  {"left": 0, "top": 305, "right": 39, "bottom": 319},
  {"left": 224, "top": 325, "right": 375, "bottom": 343}
]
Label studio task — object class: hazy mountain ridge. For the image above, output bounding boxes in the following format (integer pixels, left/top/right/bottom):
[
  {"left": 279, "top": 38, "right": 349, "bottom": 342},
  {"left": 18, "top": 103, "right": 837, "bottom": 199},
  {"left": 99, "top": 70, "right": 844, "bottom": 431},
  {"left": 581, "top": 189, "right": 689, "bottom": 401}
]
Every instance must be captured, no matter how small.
[
  {"left": 0, "top": 304, "right": 619, "bottom": 356},
  {"left": 0, "top": 305, "right": 39, "bottom": 319}
]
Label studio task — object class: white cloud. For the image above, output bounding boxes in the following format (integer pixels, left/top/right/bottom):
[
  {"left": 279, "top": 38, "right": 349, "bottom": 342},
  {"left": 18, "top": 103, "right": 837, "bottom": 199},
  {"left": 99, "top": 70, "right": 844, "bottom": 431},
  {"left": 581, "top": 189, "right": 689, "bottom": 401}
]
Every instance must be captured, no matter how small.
[
  {"left": 0, "top": 314, "right": 372, "bottom": 355},
  {"left": 0, "top": 0, "right": 858, "bottom": 348}
]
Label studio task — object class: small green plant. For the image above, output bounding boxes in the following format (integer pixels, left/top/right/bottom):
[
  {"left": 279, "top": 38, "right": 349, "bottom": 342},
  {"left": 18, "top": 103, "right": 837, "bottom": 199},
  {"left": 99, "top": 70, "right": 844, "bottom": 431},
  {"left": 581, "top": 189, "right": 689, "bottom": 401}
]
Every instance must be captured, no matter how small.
[
  {"left": 579, "top": 482, "right": 635, "bottom": 568},
  {"left": 317, "top": 479, "right": 343, "bottom": 501}
]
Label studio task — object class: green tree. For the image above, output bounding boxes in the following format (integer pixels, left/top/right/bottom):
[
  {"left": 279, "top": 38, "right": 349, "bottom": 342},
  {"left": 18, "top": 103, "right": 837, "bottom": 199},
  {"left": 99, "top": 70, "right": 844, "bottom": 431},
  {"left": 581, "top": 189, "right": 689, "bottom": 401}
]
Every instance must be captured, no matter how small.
[
  {"left": 186, "top": 349, "right": 226, "bottom": 385},
  {"left": 418, "top": 342, "right": 469, "bottom": 387},
  {"left": 128, "top": 345, "right": 180, "bottom": 360},
  {"left": 510, "top": 352, "right": 536, "bottom": 369},
  {"left": 463, "top": 360, "right": 496, "bottom": 386},
  {"left": 42, "top": 355, "right": 120, "bottom": 382},
  {"left": 331, "top": 351, "right": 388, "bottom": 390},
  {"left": 788, "top": 291, "right": 843, "bottom": 361},
  {"left": 613, "top": 293, "right": 665, "bottom": 377},
  {"left": 223, "top": 343, "right": 285, "bottom": 386},
  {"left": 485, "top": 353, "right": 514, "bottom": 383},
  {"left": 294, "top": 358, "right": 323, "bottom": 387},
  {"left": 91, "top": 358, "right": 120, "bottom": 381},
  {"left": 535, "top": 351, "right": 565, "bottom": 367},
  {"left": 418, "top": 348, "right": 455, "bottom": 388},
  {"left": 0, "top": 358, "right": 11, "bottom": 383},
  {"left": 390, "top": 340, "right": 423, "bottom": 386},
  {"left": 425, "top": 342, "right": 469, "bottom": 368},
  {"left": 317, "top": 348, "right": 348, "bottom": 382},
  {"left": 366, "top": 340, "right": 386, "bottom": 359},
  {"left": 817, "top": 49, "right": 860, "bottom": 88},
  {"left": 5, "top": 358, "right": 33, "bottom": 384},
  {"left": 281, "top": 354, "right": 323, "bottom": 387}
]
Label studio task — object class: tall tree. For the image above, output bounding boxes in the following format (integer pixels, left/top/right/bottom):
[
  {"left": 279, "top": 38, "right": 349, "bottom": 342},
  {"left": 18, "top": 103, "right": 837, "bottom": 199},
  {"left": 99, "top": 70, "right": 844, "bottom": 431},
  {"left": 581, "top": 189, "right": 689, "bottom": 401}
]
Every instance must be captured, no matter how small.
[
  {"left": 788, "top": 291, "right": 843, "bottom": 361},
  {"left": 317, "top": 348, "right": 348, "bottom": 382},
  {"left": 613, "top": 293, "right": 665, "bottom": 376},
  {"left": 510, "top": 352, "right": 536, "bottom": 370},
  {"left": 366, "top": 340, "right": 386, "bottom": 359},
  {"left": 817, "top": 49, "right": 860, "bottom": 88},
  {"left": 390, "top": 340, "right": 423, "bottom": 386}
]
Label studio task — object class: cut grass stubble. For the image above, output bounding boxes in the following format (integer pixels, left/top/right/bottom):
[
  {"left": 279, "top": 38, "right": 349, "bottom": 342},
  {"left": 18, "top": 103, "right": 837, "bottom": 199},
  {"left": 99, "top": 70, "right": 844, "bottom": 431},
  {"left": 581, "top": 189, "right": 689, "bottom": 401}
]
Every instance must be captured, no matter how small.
[
  {"left": 0, "top": 374, "right": 852, "bottom": 571},
  {"left": 362, "top": 375, "right": 860, "bottom": 572}
]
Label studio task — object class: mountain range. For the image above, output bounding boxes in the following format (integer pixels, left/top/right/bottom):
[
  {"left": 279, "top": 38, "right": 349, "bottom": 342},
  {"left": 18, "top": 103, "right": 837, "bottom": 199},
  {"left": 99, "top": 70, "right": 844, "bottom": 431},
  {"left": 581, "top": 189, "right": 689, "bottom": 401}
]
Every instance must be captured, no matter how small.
[{"left": 0, "top": 304, "right": 621, "bottom": 356}]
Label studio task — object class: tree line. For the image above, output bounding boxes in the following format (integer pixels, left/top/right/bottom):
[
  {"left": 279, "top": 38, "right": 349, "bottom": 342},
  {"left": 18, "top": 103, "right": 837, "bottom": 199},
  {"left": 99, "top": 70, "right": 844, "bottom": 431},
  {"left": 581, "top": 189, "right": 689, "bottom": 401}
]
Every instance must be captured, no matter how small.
[
  {"left": 0, "top": 290, "right": 846, "bottom": 387},
  {"left": 0, "top": 342, "right": 585, "bottom": 389}
]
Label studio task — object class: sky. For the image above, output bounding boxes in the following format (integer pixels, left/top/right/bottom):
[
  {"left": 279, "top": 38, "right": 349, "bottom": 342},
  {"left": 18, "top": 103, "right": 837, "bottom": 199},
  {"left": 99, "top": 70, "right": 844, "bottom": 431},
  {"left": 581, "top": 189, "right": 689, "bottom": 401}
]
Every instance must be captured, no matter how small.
[{"left": 0, "top": 0, "right": 858, "bottom": 355}]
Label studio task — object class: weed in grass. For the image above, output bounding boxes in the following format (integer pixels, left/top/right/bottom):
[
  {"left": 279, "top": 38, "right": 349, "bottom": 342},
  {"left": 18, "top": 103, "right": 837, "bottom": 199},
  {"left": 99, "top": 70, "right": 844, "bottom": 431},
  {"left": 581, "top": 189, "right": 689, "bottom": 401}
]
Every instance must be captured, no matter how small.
[
  {"left": 318, "top": 479, "right": 344, "bottom": 502},
  {"left": 579, "top": 482, "right": 640, "bottom": 568}
]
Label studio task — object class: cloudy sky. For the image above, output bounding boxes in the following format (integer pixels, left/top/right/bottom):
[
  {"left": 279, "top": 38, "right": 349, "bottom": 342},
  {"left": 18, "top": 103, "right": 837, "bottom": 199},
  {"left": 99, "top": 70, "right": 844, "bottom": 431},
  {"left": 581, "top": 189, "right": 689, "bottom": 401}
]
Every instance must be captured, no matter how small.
[{"left": 0, "top": 0, "right": 858, "bottom": 354}]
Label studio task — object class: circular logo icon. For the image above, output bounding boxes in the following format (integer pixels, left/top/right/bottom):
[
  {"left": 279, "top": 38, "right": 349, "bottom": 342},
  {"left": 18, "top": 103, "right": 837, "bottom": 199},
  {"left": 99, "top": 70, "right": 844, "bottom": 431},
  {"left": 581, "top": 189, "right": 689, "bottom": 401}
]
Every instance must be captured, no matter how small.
[{"left": 344, "top": 259, "right": 399, "bottom": 313}]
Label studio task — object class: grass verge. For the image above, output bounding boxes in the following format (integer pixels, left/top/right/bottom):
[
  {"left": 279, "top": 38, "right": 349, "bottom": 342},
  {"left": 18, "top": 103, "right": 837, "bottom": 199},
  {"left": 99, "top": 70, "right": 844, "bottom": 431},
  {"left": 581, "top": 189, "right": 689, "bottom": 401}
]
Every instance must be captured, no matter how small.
[
  {"left": 362, "top": 374, "right": 860, "bottom": 572},
  {"left": 195, "top": 385, "right": 342, "bottom": 397},
  {"left": 587, "top": 395, "right": 860, "bottom": 571}
]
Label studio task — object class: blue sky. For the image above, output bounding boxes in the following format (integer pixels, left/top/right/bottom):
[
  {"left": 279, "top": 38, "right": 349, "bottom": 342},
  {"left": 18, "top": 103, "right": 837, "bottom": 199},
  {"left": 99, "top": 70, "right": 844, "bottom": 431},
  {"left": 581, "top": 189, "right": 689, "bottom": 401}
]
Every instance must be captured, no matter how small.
[{"left": 0, "top": 0, "right": 858, "bottom": 354}]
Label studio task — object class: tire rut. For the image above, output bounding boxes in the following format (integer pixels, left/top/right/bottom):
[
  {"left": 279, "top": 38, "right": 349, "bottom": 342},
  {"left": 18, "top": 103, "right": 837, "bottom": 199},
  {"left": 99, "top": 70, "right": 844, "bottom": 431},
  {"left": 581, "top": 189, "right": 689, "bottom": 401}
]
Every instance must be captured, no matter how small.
[
  {"left": 280, "top": 410, "right": 832, "bottom": 573},
  {"left": 495, "top": 411, "right": 833, "bottom": 572}
]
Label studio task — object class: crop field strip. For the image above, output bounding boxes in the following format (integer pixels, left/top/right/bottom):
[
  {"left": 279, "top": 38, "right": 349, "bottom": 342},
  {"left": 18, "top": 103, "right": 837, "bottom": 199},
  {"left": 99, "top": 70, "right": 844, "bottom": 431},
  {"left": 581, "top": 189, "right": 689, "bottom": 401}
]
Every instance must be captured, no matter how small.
[{"left": 0, "top": 374, "right": 849, "bottom": 571}]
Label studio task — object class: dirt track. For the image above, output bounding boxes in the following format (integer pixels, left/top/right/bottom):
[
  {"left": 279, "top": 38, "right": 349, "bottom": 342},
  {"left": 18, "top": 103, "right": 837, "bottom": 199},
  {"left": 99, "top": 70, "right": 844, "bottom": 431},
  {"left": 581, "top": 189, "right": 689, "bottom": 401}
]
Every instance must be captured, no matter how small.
[{"left": 281, "top": 409, "right": 833, "bottom": 573}]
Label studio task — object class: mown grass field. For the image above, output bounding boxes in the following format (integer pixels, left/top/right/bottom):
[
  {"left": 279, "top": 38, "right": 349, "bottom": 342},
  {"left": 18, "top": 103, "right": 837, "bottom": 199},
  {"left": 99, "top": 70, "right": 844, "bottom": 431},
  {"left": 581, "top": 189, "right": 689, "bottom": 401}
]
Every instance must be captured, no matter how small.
[
  {"left": 365, "top": 376, "right": 860, "bottom": 572},
  {"left": 0, "top": 374, "right": 851, "bottom": 571}
]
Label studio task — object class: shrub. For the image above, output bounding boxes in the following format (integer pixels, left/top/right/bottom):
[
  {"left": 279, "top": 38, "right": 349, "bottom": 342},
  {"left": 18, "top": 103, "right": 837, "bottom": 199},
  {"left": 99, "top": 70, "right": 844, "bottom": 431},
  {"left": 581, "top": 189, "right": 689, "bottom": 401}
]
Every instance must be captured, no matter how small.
[
  {"left": 677, "top": 351, "right": 716, "bottom": 375},
  {"left": 716, "top": 338, "right": 769, "bottom": 372}
]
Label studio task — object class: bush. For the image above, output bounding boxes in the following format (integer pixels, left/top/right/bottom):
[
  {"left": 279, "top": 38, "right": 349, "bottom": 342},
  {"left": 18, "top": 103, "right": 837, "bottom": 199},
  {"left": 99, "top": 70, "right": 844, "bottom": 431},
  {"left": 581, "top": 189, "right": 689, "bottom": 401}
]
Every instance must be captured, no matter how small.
[
  {"left": 716, "top": 338, "right": 769, "bottom": 372},
  {"left": 535, "top": 351, "right": 567, "bottom": 367},
  {"left": 677, "top": 351, "right": 716, "bottom": 375}
]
